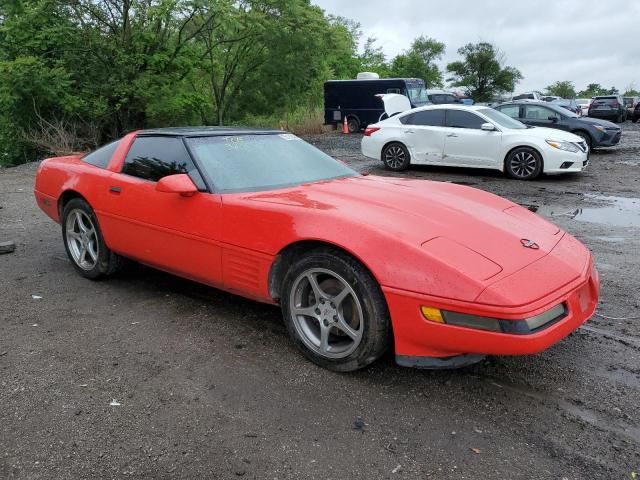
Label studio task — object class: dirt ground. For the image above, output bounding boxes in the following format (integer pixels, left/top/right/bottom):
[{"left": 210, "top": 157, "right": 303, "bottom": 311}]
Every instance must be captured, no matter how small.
[{"left": 1, "top": 122, "right": 639, "bottom": 479}]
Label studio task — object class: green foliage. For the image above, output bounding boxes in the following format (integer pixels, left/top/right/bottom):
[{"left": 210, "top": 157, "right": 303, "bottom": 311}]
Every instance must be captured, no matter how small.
[
  {"left": 577, "top": 83, "right": 609, "bottom": 98},
  {"left": 446, "top": 42, "right": 522, "bottom": 102},
  {"left": 390, "top": 36, "right": 445, "bottom": 87},
  {"left": 545, "top": 81, "right": 577, "bottom": 99}
]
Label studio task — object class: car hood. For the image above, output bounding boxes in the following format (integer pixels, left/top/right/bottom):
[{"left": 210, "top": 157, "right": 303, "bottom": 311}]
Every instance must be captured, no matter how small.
[
  {"left": 515, "top": 126, "right": 583, "bottom": 142},
  {"left": 575, "top": 117, "right": 619, "bottom": 129},
  {"left": 248, "top": 175, "right": 568, "bottom": 286}
]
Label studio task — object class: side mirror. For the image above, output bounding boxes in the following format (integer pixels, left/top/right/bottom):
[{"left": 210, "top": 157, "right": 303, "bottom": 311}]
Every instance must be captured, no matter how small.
[
  {"left": 481, "top": 122, "right": 496, "bottom": 131},
  {"left": 548, "top": 116, "right": 558, "bottom": 122},
  {"left": 156, "top": 174, "right": 198, "bottom": 197}
]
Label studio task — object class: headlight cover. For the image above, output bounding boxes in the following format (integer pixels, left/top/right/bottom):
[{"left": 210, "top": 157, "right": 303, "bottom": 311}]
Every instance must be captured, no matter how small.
[
  {"left": 546, "top": 139, "right": 580, "bottom": 153},
  {"left": 592, "top": 125, "right": 606, "bottom": 133}
]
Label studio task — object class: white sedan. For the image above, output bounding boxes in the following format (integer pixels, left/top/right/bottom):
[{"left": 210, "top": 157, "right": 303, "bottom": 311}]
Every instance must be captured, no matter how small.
[{"left": 361, "top": 102, "right": 589, "bottom": 180}]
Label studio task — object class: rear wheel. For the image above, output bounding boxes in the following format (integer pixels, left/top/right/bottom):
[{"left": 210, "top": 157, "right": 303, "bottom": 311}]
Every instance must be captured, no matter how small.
[
  {"left": 347, "top": 116, "right": 360, "bottom": 133},
  {"left": 382, "top": 143, "right": 411, "bottom": 171},
  {"left": 281, "top": 248, "right": 390, "bottom": 372},
  {"left": 505, "top": 147, "right": 543, "bottom": 180},
  {"left": 61, "top": 198, "right": 122, "bottom": 279}
]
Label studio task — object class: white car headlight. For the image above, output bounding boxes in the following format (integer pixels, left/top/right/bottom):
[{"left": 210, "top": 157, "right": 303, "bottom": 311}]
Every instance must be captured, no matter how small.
[{"left": 545, "top": 139, "right": 580, "bottom": 153}]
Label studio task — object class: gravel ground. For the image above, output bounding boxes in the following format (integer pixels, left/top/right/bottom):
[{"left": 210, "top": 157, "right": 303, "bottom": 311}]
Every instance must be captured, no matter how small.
[{"left": 1, "top": 122, "right": 639, "bottom": 479}]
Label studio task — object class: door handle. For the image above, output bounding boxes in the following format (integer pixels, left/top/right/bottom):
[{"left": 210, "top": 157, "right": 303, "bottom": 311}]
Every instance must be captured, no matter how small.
[
  {"left": 447, "top": 133, "right": 458, "bottom": 138},
  {"left": 109, "top": 186, "right": 121, "bottom": 194},
  {"left": 404, "top": 130, "right": 415, "bottom": 134}
]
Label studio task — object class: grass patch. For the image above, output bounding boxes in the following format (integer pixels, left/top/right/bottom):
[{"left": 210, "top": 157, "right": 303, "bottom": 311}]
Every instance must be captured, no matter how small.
[{"left": 241, "top": 107, "right": 325, "bottom": 135}]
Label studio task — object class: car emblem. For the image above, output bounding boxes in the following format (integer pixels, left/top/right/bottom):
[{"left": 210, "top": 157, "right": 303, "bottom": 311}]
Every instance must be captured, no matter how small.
[{"left": 520, "top": 239, "right": 539, "bottom": 249}]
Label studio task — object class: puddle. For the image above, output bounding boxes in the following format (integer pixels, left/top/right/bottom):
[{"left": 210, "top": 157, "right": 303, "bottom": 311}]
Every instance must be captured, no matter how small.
[{"left": 530, "top": 195, "right": 640, "bottom": 228}]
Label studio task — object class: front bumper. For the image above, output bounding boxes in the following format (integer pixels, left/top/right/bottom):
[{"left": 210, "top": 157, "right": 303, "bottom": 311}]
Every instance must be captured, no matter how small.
[
  {"left": 542, "top": 146, "right": 588, "bottom": 174},
  {"left": 593, "top": 129, "right": 622, "bottom": 147},
  {"left": 384, "top": 256, "right": 599, "bottom": 361}
]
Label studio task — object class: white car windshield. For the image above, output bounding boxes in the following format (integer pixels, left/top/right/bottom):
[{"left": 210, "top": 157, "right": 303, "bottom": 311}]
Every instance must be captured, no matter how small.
[
  {"left": 478, "top": 108, "right": 527, "bottom": 129},
  {"left": 186, "top": 134, "right": 358, "bottom": 193}
]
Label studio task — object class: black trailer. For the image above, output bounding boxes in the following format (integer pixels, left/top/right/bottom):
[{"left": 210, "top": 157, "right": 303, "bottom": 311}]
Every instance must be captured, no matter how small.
[{"left": 324, "top": 78, "right": 428, "bottom": 132}]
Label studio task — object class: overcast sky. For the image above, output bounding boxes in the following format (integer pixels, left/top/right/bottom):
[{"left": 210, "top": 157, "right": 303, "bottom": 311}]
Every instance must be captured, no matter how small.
[{"left": 312, "top": 0, "right": 639, "bottom": 95}]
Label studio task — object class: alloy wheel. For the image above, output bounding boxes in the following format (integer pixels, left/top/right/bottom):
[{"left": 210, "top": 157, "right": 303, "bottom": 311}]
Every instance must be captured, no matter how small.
[
  {"left": 384, "top": 145, "right": 406, "bottom": 169},
  {"left": 510, "top": 151, "right": 538, "bottom": 178},
  {"left": 65, "top": 209, "right": 99, "bottom": 270},
  {"left": 289, "top": 268, "right": 364, "bottom": 359}
]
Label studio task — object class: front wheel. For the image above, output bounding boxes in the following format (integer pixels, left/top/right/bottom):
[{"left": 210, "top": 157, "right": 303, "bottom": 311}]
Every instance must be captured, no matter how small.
[
  {"left": 61, "top": 198, "right": 122, "bottom": 279},
  {"left": 281, "top": 248, "right": 390, "bottom": 372},
  {"left": 574, "top": 131, "right": 592, "bottom": 151},
  {"left": 505, "top": 147, "right": 543, "bottom": 180},
  {"left": 382, "top": 143, "right": 411, "bottom": 171}
]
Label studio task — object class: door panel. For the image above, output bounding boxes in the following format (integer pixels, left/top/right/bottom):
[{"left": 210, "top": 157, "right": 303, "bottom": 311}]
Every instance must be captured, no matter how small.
[
  {"left": 442, "top": 109, "right": 501, "bottom": 167},
  {"left": 406, "top": 126, "right": 447, "bottom": 164},
  {"left": 442, "top": 128, "right": 501, "bottom": 167},
  {"left": 401, "top": 109, "right": 446, "bottom": 164},
  {"left": 99, "top": 174, "right": 224, "bottom": 285}
]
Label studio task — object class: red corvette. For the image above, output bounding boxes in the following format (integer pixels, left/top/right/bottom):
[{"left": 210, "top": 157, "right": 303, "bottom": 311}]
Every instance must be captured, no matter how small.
[{"left": 34, "top": 127, "right": 599, "bottom": 371}]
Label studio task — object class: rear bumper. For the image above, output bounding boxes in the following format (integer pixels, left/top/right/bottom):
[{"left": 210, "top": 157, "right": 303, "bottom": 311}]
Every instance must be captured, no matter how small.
[
  {"left": 385, "top": 257, "right": 599, "bottom": 359},
  {"left": 361, "top": 137, "right": 382, "bottom": 161}
]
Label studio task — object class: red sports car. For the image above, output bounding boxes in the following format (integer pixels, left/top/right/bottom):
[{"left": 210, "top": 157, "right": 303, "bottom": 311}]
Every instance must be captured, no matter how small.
[{"left": 34, "top": 127, "right": 599, "bottom": 371}]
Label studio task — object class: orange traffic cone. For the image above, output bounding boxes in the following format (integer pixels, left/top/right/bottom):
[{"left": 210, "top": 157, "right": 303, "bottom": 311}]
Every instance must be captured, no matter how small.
[{"left": 342, "top": 116, "right": 349, "bottom": 134}]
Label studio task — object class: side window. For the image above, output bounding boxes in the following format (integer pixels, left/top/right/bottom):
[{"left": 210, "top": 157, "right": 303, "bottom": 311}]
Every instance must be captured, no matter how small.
[
  {"left": 525, "top": 105, "right": 559, "bottom": 120},
  {"left": 399, "top": 113, "right": 414, "bottom": 125},
  {"left": 406, "top": 109, "right": 445, "bottom": 126},
  {"left": 122, "top": 136, "right": 206, "bottom": 189},
  {"left": 386, "top": 88, "right": 401, "bottom": 94},
  {"left": 497, "top": 105, "right": 521, "bottom": 119},
  {"left": 445, "top": 110, "right": 485, "bottom": 129},
  {"left": 82, "top": 140, "right": 121, "bottom": 169}
]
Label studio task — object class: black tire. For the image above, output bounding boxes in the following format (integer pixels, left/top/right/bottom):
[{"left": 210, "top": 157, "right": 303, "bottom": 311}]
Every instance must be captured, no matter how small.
[
  {"left": 347, "top": 116, "right": 360, "bottom": 133},
  {"left": 61, "top": 198, "right": 122, "bottom": 279},
  {"left": 632, "top": 117, "right": 638, "bottom": 124},
  {"left": 573, "top": 130, "right": 592, "bottom": 151},
  {"left": 382, "top": 142, "right": 411, "bottom": 171},
  {"left": 505, "top": 147, "right": 543, "bottom": 180},
  {"left": 280, "top": 248, "right": 390, "bottom": 372}
]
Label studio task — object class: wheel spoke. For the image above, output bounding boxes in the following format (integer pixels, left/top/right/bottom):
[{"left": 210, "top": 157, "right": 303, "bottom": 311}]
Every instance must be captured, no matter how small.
[
  {"left": 335, "top": 313, "right": 360, "bottom": 340},
  {"left": 306, "top": 272, "right": 325, "bottom": 301},
  {"left": 292, "top": 306, "right": 318, "bottom": 319},
  {"left": 79, "top": 244, "right": 88, "bottom": 264},
  {"left": 67, "top": 230, "right": 81, "bottom": 241},
  {"left": 332, "top": 286, "right": 350, "bottom": 308},
  {"left": 87, "top": 242, "right": 98, "bottom": 262},
  {"left": 319, "top": 325, "right": 330, "bottom": 353},
  {"left": 76, "top": 211, "right": 88, "bottom": 233}
]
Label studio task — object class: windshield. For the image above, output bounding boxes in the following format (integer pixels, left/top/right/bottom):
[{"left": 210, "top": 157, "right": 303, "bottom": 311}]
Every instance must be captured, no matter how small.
[
  {"left": 186, "top": 134, "right": 357, "bottom": 193},
  {"left": 407, "top": 85, "right": 428, "bottom": 104},
  {"left": 478, "top": 108, "right": 526, "bottom": 129}
]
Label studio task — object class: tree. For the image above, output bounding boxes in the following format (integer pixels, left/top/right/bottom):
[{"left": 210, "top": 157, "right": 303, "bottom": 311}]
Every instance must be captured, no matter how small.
[
  {"left": 359, "top": 37, "right": 389, "bottom": 76},
  {"left": 446, "top": 42, "right": 522, "bottom": 102},
  {"left": 390, "top": 36, "right": 445, "bottom": 87},
  {"left": 545, "top": 81, "right": 576, "bottom": 99},
  {"left": 577, "top": 83, "right": 608, "bottom": 98}
]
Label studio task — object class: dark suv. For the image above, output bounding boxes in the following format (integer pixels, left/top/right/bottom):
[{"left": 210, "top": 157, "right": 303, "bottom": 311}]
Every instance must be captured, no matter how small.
[
  {"left": 632, "top": 102, "right": 640, "bottom": 123},
  {"left": 494, "top": 101, "right": 622, "bottom": 149},
  {"left": 588, "top": 95, "right": 627, "bottom": 123}
]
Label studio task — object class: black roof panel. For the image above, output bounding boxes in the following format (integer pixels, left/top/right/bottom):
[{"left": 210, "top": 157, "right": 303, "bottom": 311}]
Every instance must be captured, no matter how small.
[{"left": 137, "top": 126, "right": 284, "bottom": 137}]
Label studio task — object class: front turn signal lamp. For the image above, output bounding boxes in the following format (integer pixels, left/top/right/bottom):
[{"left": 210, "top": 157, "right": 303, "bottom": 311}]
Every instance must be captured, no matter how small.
[
  {"left": 420, "top": 306, "right": 445, "bottom": 323},
  {"left": 420, "top": 304, "right": 567, "bottom": 334}
]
